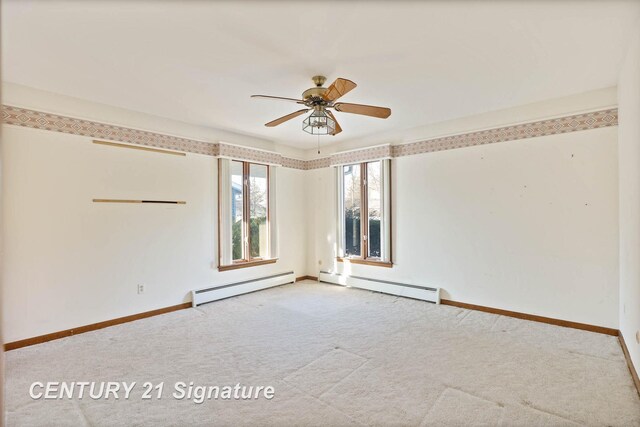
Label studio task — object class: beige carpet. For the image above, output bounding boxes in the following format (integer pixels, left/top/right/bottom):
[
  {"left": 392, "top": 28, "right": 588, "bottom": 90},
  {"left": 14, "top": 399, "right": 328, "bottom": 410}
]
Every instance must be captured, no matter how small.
[{"left": 5, "top": 281, "right": 640, "bottom": 426}]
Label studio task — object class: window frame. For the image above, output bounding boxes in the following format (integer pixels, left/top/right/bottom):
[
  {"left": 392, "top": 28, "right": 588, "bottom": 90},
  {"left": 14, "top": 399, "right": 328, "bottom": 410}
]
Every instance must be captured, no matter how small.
[
  {"left": 338, "top": 160, "right": 392, "bottom": 268},
  {"left": 218, "top": 160, "right": 275, "bottom": 271}
]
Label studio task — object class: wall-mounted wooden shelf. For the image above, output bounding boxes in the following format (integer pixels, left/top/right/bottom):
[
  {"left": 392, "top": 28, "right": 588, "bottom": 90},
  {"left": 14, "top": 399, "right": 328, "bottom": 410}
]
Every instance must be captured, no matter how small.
[
  {"left": 93, "top": 199, "right": 186, "bottom": 205},
  {"left": 93, "top": 140, "right": 186, "bottom": 156}
]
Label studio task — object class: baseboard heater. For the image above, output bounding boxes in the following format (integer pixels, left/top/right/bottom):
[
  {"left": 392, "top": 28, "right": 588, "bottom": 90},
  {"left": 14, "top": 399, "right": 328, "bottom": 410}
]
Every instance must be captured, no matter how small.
[
  {"left": 191, "top": 271, "right": 295, "bottom": 307},
  {"left": 318, "top": 271, "right": 441, "bottom": 304}
]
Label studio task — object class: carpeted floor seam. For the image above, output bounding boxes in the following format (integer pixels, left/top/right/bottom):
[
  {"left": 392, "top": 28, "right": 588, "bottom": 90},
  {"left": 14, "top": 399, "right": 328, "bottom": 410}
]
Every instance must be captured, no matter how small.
[
  {"left": 71, "top": 400, "right": 92, "bottom": 427},
  {"left": 332, "top": 346, "right": 371, "bottom": 361},
  {"left": 455, "top": 309, "right": 473, "bottom": 324},
  {"left": 282, "top": 381, "right": 368, "bottom": 426},
  {"left": 317, "top": 359, "right": 372, "bottom": 400},
  {"left": 488, "top": 314, "right": 503, "bottom": 332},
  {"left": 279, "top": 348, "right": 346, "bottom": 378},
  {"left": 443, "top": 384, "right": 507, "bottom": 407},
  {"left": 567, "top": 348, "right": 626, "bottom": 363},
  {"left": 520, "top": 399, "right": 589, "bottom": 425},
  {"left": 418, "top": 386, "right": 448, "bottom": 426}
]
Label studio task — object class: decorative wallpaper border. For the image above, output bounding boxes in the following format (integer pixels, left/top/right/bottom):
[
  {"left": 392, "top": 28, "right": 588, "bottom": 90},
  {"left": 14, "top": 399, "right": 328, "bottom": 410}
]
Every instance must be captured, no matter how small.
[
  {"left": 280, "top": 157, "right": 307, "bottom": 170},
  {"left": 329, "top": 144, "right": 392, "bottom": 166},
  {"left": 301, "top": 107, "right": 618, "bottom": 170},
  {"left": 304, "top": 157, "right": 332, "bottom": 170},
  {"left": 2, "top": 105, "right": 219, "bottom": 156},
  {"left": 2, "top": 105, "right": 618, "bottom": 171},
  {"left": 217, "top": 143, "right": 283, "bottom": 166},
  {"left": 391, "top": 108, "right": 618, "bottom": 158},
  {"left": 1, "top": 105, "right": 301, "bottom": 169}
]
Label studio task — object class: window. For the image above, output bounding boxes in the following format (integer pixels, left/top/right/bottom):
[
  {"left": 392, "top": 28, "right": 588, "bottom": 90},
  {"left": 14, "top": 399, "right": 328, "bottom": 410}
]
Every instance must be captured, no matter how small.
[
  {"left": 219, "top": 159, "right": 276, "bottom": 270},
  {"left": 248, "top": 163, "right": 269, "bottom": 259},
  {"left": 231, "top": 161, "right": 244, "bottom": 261},
  {"left": 343, "top": 164, "right": 362, "bottom": 257},
  {"left": 338, "top": 159, "right": 391, "bottom": 267}
]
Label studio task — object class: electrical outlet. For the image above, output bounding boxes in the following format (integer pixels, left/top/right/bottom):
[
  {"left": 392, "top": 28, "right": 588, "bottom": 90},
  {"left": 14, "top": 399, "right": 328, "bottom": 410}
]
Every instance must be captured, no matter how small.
[{"left": 137, "top": 284, "right": 145, "bottom": 294}]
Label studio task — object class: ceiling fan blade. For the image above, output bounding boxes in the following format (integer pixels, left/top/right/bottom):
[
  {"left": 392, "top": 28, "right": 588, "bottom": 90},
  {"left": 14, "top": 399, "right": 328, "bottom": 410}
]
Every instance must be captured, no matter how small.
[
  {"left": 333, "top": 102, "right": 391, "bottom": 119},
  {"left": 265, "top": 109, "right": 309, "bottom": 127},
  {"left": 251, "top": 95, "right": 305, "bottom": 104},
  {"left": 325, "top": 110, "right": 342, "bottom": 135},
  {"left": 322, "top": 78, "right": 357, "bottom": 102}
]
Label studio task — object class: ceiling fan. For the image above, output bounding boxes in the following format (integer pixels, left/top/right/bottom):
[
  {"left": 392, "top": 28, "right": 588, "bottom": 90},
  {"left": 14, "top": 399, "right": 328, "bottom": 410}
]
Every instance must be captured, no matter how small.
[{"left": 251, "top": 76, "right": 391, "bottom": 136}]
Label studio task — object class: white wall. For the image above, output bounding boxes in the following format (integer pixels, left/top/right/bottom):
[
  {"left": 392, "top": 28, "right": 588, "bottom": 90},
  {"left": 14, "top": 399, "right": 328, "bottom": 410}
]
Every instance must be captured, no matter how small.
[
  {"left": 0, "top": 84, "right": 623, "bottom": 342},
  {"left": 618, "top": 21, "right": 640, "bottom": 376},
  {"left": 2, "top": 124, "right": 307, "bottom": 343},
  {"left": 308, "top": 102, "right": 620, "bottom": 329}
]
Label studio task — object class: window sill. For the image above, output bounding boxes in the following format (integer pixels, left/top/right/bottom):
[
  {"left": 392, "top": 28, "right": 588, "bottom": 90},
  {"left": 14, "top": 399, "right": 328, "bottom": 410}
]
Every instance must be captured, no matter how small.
[
  {"left": 336, "top": 257, "right": 393, "bottom": 268},
  {"left": 218, "top": 258, "right": 278, "bottom": 272}
]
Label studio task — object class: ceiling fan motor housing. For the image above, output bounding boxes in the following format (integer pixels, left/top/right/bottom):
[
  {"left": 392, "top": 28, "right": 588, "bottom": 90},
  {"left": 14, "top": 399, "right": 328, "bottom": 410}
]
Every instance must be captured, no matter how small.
[
  {"left": 302, "top": 75, "right": 329, "bottom": 105},
  {"left": 302, "top": 89, "right": 327, "bottom": 103}
]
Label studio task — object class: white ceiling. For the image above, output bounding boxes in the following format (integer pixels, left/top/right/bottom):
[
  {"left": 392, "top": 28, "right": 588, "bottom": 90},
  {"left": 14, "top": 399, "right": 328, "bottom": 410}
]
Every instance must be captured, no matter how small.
[{"left": 3, "top": 1, "right": 640, "bottom": 149}]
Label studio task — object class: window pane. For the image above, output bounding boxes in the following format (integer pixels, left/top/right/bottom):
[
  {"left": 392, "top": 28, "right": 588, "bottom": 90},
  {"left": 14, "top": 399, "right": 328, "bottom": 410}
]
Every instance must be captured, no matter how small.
[
  {"left": 367, "top": 161, "right": 382, "bottom": 258},
  {"left": 249, "top": 164, "right": 269, "bottom": 259},
  {"left": 343, "top": 164, "right": 361, "bottom": 257},
  {"left": 231, "top": 161, "right": 244, "bottom": 261}
]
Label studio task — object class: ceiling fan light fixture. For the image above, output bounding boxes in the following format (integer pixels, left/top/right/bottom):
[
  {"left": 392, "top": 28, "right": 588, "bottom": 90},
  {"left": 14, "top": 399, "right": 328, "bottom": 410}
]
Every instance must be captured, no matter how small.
[{"left": 302, "top": 109, "right": 335, "bottom": 135}]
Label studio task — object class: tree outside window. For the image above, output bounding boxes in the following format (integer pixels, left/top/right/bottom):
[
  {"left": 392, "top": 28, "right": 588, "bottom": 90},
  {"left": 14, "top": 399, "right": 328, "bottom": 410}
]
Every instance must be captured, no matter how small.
[{"left": 231, "top": 161, "right": 269, "bottom": 262}]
